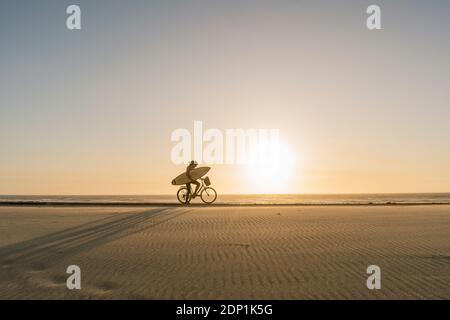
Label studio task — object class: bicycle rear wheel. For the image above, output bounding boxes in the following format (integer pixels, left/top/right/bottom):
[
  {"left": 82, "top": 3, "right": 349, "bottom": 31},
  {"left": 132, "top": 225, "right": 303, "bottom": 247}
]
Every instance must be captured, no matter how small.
[{"left": 177, "top": 187, "right": 191, "bottom": 204}]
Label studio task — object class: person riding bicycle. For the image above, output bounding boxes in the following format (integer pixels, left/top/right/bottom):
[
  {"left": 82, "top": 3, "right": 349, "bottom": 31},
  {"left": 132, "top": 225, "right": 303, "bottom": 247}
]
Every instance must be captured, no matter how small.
[{"left": 186, "top": 160, "right": 201, "bottom": 200}]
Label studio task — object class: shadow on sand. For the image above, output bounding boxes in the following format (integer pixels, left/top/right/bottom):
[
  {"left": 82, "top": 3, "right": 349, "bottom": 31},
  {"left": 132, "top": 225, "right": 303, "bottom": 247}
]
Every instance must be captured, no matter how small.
[{"left": 0, "top": 208, "right": 183, "bottom": 269}]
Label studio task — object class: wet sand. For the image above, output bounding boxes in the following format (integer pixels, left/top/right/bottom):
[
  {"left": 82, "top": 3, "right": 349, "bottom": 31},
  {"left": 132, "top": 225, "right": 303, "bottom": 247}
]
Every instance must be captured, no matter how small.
[{"left": 0, "top": 205, "right": 449, "bottom": 299}]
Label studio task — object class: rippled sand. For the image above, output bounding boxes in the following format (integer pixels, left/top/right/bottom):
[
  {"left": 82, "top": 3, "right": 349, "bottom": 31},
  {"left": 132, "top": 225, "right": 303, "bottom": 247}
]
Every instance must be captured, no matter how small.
[{"left": 0, "top": 205, "right": 449, "bottom": 299}]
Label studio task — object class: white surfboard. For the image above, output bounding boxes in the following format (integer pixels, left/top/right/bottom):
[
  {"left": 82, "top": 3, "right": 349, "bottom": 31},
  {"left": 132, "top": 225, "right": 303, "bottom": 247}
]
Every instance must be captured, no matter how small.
[{"left": 171, "top": 167, "right": 210, "bottom": 185}]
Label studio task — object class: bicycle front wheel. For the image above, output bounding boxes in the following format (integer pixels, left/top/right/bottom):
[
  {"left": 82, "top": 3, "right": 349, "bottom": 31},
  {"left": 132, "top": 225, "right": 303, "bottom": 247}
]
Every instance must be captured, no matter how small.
[{"left": 200, "top": 187, "right": 217, "bottom": 204}]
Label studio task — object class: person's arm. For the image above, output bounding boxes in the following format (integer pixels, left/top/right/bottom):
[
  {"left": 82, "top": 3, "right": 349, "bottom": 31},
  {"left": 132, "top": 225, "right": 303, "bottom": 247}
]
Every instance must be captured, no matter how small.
[{"left": 186, "top": 165, "right": 194, "bottom": 181}]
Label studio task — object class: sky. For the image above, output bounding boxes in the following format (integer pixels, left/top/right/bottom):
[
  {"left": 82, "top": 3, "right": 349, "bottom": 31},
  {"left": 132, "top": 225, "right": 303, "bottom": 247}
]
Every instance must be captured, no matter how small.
[{"left": 1, "top": 0, "right": 450, "bottom": 195}]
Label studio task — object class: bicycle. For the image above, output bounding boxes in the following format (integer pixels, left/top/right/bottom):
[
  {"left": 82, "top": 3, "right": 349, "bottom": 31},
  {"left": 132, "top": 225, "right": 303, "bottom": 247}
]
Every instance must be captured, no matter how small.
[{"left": 177, "top": 177, "right": 217, "bottom": 205}]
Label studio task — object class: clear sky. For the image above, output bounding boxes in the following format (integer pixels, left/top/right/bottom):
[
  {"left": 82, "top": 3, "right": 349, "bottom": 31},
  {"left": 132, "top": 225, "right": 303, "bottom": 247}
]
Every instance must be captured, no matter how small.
[{"left": 1, "top": 0, "right": 450, "bottom": 194}]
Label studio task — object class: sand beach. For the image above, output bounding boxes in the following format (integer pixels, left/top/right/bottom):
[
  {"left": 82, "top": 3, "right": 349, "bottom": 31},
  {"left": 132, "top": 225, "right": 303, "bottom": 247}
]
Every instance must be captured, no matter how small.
[{"left": 0, "top": 204, "right": 448, "bottom": 299}]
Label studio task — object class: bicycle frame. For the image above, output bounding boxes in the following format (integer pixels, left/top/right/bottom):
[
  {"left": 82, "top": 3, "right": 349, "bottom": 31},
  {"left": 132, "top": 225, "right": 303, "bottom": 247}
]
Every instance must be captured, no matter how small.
[{"left": 188, "top": 178, "right": 207, "bottom": 196}]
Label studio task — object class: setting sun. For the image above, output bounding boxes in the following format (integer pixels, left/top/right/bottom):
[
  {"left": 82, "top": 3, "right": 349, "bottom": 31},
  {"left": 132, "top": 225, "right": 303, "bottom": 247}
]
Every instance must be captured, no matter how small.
[{"left": 244, "top": 139, "right": 296, "bottom": 193}]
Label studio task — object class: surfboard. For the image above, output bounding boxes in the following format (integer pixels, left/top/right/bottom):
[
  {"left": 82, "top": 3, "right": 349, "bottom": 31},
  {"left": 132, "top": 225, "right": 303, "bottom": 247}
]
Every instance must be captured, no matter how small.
[{"left": 171, "top": 167, "right": 210, "bottom": 185}]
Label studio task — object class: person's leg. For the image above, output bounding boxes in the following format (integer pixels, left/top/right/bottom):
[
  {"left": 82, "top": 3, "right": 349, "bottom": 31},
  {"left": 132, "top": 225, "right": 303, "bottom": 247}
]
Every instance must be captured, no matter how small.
[
  {"left": 186, "top": 183, "right": 192, "bottom": 202},
  {"left": 192, "top": 180, "right": 201, "bottom": 197}
]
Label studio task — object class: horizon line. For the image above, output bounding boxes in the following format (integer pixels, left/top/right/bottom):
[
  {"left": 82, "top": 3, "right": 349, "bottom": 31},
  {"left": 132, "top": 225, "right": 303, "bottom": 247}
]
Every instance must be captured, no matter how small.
[{"left": 1, "top": 192, "right": 450, "bottom": 197}]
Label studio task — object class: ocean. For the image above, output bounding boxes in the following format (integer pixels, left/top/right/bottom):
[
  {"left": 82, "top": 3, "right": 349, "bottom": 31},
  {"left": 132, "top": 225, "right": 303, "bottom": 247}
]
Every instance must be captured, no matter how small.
[{"left": 1, "top": 193, "right": 450, "bottom": 205}]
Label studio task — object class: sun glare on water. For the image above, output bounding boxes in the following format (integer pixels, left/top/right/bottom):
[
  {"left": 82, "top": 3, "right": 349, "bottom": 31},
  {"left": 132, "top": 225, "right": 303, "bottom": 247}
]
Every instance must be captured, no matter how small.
[{"left": 244, "top": 138, "right": 296, "bottom": 194}]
